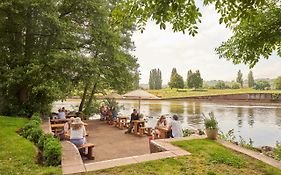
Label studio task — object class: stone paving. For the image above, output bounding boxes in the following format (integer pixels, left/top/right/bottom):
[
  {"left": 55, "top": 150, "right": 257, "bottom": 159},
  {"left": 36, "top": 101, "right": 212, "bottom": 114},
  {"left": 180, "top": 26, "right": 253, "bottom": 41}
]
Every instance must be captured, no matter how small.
[{"left": 84, "top": 120, "right": 151, "bottom": 163}]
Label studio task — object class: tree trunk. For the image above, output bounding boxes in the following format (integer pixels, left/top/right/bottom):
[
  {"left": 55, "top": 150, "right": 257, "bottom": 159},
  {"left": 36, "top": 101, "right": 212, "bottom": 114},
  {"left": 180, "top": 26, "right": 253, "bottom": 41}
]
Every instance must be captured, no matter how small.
[
  {"left": 85, "top": 82, "right": 97, "bottom": 111},
  {"left": 79, "top": 81, "right": 90, "bottom": 112}
]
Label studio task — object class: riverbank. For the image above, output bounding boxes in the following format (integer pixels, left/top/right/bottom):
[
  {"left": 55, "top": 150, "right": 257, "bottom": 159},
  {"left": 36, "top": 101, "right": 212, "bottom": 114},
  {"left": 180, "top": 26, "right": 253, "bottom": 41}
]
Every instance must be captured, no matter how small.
[{"left": 148, "top": 88, "right": 281, "bottom": 99}]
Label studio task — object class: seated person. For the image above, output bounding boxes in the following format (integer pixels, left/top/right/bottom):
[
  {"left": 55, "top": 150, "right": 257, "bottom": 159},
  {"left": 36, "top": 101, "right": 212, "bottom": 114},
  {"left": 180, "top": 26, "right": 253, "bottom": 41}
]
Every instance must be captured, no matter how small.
[
  {"left": 100, "top": 105, "right": 107, "bottom": 120},
  {"left": 168, "top": 115, "right": 183, "bottom": 138},
  {"left": 125, "top": 109, "right": 140, "bottom": 134},
  {"left": 64, "top": 117, "right": 75, "bottom": 135},
  {"left": 112, "top": 107, "right": 118, "bottom": 121},
  {"left": 70, "top": 117, "right": 87, "bottom": 154},
  {"left": 57, "top": 108, "right": 66, "bottom": 119},
  {"left": 154, "top": 115, "right": 167, "bottom": 138}
]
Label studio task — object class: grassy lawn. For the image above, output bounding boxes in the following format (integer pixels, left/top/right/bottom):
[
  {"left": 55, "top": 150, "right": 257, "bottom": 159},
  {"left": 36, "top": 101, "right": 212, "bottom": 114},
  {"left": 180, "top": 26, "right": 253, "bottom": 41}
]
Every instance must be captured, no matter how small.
[
  {"left": 0, "top": 116, "right": 61, "bottom": 175},
  {"left": 84, "top": 139, "right": 281, "bottom": 175},
  {"left": 148, "top": 88, "right": 281, "bottom": 98}
]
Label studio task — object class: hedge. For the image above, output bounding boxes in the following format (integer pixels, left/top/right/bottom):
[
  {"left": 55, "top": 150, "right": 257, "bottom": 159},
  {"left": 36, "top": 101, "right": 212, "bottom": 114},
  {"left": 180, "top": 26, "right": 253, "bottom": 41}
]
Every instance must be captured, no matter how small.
[{"left": 19, "top": 113, "right": 61, "bottom": 166}]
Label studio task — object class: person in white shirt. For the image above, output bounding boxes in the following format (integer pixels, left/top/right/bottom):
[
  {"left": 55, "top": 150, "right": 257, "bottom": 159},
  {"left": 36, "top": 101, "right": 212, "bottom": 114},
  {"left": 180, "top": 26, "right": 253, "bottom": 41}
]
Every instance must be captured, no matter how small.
[
  {"left": 70, "top": 117, "right": 87, "bottom": 154},
  {"left": 168, "top": 115, "right": 183, "bottom": 138}
]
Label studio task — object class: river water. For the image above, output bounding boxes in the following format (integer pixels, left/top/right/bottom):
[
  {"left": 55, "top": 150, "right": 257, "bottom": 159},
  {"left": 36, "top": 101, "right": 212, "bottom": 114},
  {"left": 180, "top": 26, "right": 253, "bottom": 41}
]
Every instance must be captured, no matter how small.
[{"left": 53, "top": 99, "right": 281, "bottom": 147}]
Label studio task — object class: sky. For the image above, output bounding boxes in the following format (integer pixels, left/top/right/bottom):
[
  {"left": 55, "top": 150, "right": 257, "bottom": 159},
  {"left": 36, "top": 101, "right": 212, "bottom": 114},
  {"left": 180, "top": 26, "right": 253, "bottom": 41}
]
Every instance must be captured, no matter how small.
[{"left": 131, "top": 4, "right": 281, "bottom": 85}]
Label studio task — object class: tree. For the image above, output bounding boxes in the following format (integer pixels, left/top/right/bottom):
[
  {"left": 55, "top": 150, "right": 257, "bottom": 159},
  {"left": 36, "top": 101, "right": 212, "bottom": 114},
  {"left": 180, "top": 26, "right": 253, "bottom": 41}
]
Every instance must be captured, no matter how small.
[
  {"left": 170, "top": 68, "right": 177, "bottom": 82},
  {"left": 149, "top": 68, "right": 162, "bottom": 90},
  {"left": 114, "top": 1, "right": 279, "bottom": 66},
  {"left": 214, "top": 81, "right": 226, "bottom": 89},
  {"left": 187, "top": 70, "right": 203, "bottom": 89},
  {"left": 248, "top": 71, "right": 255, "bottom": 88},
  {"left": 169, "top": 73, "right": 184, "bottom": 89},
  {"left": 254, "top": 80, "right": 271, "bottom": 90},
  {"left": 236, "top": 70, "right": 243, "bottom": 88},
  {"left": 274, "top": 76, "right": 281, "bottom": 90},
  {"left": 216, "top": 3, "right": 281, "bottom": 67},
  {"left": 0, "top": 0, "right": 139, "bottom": 116}
]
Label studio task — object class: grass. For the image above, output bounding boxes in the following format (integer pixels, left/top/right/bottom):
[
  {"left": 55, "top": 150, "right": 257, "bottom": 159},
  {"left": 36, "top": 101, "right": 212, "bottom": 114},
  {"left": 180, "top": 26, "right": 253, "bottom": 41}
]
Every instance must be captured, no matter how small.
[
  {"left": 82, "top": 139, "right": 281, "bottom": 175},
  {"left": 148, "top": 88, "right": 281, "bottom": 98},
  {"left": 0, "top": 116, "right": 61, "bottom": 175}
]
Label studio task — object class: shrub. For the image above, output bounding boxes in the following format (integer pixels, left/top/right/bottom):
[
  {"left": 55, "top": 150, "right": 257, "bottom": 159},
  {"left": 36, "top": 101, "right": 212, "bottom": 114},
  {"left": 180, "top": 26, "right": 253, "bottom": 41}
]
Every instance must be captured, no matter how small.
[
  {"left": 30, "top": 112, "right": 42, "bottom": 123},
  {"left": 27, "top": 126, "right": 43, "bottom": 144},
  {"left": 37, "top": 134, "right": 54, "bottom": 150},
  {"left": 43, "top": 137, "right": 61, "bottom": 166},
  {"left": 19, "top": 120, "right": 40, "bottom": 138}
]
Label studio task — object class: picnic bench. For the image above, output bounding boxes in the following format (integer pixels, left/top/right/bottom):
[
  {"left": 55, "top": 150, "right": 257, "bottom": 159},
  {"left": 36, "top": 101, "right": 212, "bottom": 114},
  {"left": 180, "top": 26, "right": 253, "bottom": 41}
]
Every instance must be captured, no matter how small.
[
  {"left": 50, "top": 118, "right": 69, "bottom": 124},
  {"left": 157, "top": 127, "right": 169, "bottom": 139},
  {"left": 79, "top": 143, "right": 95, "bottom": 160}
]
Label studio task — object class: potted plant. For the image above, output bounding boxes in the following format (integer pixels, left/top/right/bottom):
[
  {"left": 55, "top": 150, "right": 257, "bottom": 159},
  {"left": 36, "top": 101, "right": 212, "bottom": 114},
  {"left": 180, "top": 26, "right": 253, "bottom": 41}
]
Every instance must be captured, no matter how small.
[{"left": 204, "top": 112, "right": 219, "bottom": 140}]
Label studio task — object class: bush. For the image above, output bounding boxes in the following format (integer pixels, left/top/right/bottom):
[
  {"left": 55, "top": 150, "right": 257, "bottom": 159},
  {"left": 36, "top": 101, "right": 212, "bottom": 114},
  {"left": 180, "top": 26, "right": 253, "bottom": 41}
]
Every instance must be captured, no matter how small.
[
  {"left": 27, "top": 126, "right": 43, "bottom": 144},
  {"left": 20, "top": 120, "right": 40, "bottom": 138},
  {"left": 43, "top": 137, "right": 61, "bottom": 166},
  {"left": 30, "top": 112, "right": 42, "bottom": 123},
  {"left": 254, "top": 80, "right": 271, "bottom": 90},
  {"left": 37, "top": 134, "right": 54, "bottom": 150}
]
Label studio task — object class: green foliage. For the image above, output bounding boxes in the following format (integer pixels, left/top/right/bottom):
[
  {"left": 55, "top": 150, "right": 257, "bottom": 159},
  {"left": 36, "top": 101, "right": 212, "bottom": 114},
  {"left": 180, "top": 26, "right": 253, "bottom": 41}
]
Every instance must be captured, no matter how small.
[
  {"left": 216, "top": 3, "right": 281, "bottom": 67},
  {"left": 274, "top": 142, "right": 281, "bottom": 161},
  {"left": 30, "top": 113, "right": 42, "bottom": 123},
  {"left": 27, "top": 126, "right": 43, "bottom": 144},
  {"left": 219, "top": 129, "right": 236, "bottom": 143},
  {"left": 187, "top": 70, "right": 203, "bottom": 89},
  {"left": 19, "top": 120, "right": 40, "bottom": 138},
  {"left": 271, "top": 93, "right": 280, "bottom": 102},
  {"left": 149, "top": 68, "right": 162, "bottom": 90},
  {"left": 103, "top": 98, "right": 122, "bottom": 112},
  {"left": 183, "top": 129, "right": 192, "bottom": 137},
  {"left": 214, "top": 80, "right": 226, "bottom": 89},
  {"left": 168, "top": 70, "right": 184, "bottom": 89},
  {"left": 43, "top": 137, "right": 61, "bottom": 166},
  {"left": 248, "top": 71, "right": 255, "bottom": 88},
  {"left": 204, "top": 112, "right": 218, "bottom": 130},
  {"left": 254, "top": 80, "right": 271, "bottom": 90},
  {"left": 37, "top": 134, "right": 54, "bottom": 150},
  {"left": 0, "top": 116, "right": 61, "bottom": 174},
  {"left": 230, "top": 82, "right": 241, "bottom": 89},
  {"left": 274, "top": 76, "right": 281, "bottom": 90},
  {"left": 236, "top": 70, "right": 243, "bottom": 87}
]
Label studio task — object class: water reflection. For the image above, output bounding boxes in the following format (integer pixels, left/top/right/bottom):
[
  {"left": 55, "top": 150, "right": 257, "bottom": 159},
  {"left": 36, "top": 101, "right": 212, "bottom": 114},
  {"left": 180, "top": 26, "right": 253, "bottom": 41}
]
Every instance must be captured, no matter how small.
[
  {"left": 248, "top": 108, "right": 255, "bottom": 127},
  {"left": 170, "top": 103, "right": 184, "bottom": 115},
  {"left": 237, "top": 107, "right": 243, "bottom": 127},
  {"left": 276, "top": 108, "right": 281, "bottom": 127}
]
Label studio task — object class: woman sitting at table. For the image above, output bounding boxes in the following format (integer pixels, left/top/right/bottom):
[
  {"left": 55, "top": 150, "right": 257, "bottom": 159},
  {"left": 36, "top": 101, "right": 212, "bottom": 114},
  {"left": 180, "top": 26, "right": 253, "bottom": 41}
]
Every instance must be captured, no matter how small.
[
  {"left": 168, "top": 115, "right": 183, "bottom": 138},
  {"left": 70, "top": 117, "right": 87, "bottom": 155},
  {"left": 58, "top": 108, "right": 66, "bottom": 119},
  {"left": 154, "top": 115, "right": 167, "bottom": 139}
]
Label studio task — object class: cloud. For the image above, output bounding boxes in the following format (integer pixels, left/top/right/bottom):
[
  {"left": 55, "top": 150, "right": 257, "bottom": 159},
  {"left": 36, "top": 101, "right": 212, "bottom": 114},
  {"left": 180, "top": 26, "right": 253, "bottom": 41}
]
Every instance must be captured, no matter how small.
[{"left": 132, "top": 5, "right": 281, "bottom": 84}]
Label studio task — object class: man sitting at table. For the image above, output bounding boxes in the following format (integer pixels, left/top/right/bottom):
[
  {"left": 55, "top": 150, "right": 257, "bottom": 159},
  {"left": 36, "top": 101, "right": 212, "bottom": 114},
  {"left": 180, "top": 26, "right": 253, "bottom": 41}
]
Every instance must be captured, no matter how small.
[{"left": 125, "top": 109, "right": 140, "bottom": 134}]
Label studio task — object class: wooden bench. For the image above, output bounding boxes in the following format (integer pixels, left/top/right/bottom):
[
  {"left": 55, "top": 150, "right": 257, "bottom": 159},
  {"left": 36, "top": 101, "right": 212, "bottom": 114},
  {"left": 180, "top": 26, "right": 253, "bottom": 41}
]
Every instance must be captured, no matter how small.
[
  {"left": 138, "top": 127, "right": 153, "bottom": 137},
  {"left": 78, "top": 143, "right": 95, "bottom": 160}
]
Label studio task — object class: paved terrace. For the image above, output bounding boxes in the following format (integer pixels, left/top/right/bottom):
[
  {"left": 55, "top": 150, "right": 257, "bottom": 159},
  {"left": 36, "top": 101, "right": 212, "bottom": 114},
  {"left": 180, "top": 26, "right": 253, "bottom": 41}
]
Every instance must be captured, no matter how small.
[{"left": 83, "top": 119, "right": 151, "bottom": 163}]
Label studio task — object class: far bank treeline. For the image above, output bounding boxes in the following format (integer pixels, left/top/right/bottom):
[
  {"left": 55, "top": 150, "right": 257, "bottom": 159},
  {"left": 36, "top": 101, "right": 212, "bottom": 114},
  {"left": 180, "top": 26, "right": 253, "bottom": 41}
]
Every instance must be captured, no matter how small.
[
  {"left": 148, "top": 68, "right": 281, "bottom": 90},
  {"left": 0, "top": 1, "right": 139, "bottom": 116}
]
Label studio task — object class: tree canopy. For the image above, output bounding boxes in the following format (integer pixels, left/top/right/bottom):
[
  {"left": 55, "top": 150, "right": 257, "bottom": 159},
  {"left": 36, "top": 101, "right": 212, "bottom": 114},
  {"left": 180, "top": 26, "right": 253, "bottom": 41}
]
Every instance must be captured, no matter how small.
[
  {"left": 113, "top": 0, "right": 280, "bottom": 66},
  {"left": 0, "top": 0, "right": 139, "bottom": 116},
  {"left": 149, "top": 68, "right": 162, "bottom": 90}
]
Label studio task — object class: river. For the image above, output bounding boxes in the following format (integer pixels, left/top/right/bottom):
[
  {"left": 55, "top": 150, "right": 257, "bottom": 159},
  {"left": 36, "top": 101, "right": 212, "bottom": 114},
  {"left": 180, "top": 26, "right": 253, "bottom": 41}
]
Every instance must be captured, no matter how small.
[{"left": 53, "top": 99, "right": 281, "bottom": 147}]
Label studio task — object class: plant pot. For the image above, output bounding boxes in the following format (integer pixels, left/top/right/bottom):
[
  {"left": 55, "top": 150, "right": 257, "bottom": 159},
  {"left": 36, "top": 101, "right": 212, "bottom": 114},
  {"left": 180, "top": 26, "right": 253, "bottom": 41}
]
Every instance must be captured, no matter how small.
[{"left": 206, "top": 129, "right": 218, "bottom": 140}]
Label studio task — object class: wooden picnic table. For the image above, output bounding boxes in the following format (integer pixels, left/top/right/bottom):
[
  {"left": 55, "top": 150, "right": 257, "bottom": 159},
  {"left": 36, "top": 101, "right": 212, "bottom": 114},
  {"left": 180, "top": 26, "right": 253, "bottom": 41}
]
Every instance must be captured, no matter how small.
[
  {"left": 132, "top": 120, "right": 145, "bottom": 135},
  {"left": 157, "top": 127, "right": 169, "bottom": 139},
  {"left": 50, "top": 118, "right": 69, "bottom": 124},
  {"left": 51, "top": 123, "right": 65, "bottom": 134},
  {"left": 116, "top": 116, "right": 129, "bottom": 129}
]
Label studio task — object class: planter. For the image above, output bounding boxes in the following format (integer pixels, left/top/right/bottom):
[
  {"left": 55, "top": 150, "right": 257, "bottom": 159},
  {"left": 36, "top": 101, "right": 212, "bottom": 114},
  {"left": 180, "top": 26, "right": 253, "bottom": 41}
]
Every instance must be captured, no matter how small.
[{"left": 206, "top": 129, "right": 218, "bottom": 140}]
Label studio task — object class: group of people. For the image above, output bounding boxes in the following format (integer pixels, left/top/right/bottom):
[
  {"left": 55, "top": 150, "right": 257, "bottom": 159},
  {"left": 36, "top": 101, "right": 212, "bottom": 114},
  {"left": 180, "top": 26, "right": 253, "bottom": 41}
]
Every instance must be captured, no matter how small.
[
  {"left": 99, "top": 105, "right": 118, "bottom": 123},
  {"left": 56, "top": 107, "right": 67, "bottom": 119},
  {"left": 124, "top": 109, "right": 183, "bottom": 138}
]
